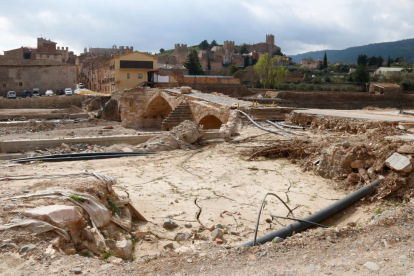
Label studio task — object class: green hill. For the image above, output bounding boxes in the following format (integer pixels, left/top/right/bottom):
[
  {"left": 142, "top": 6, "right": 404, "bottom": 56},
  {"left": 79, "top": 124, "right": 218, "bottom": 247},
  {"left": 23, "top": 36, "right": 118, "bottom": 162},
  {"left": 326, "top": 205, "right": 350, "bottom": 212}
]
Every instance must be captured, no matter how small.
[{"left": 289, "top": 38, "right": 414, "bottom": 64}]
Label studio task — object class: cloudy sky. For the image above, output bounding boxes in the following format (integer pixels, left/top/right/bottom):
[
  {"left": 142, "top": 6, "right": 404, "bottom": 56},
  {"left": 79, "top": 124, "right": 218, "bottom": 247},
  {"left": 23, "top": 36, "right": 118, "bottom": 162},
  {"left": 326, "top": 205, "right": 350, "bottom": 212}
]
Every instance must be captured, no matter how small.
[{"left": 1, "top": 0, "right": 413, "bottom": 56}]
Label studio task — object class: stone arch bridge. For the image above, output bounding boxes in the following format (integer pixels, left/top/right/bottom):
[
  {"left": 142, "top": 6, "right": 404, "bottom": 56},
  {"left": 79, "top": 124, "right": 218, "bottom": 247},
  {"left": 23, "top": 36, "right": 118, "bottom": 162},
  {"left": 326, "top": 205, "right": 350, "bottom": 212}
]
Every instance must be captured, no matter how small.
[{"left": 118, "top": 87, "right": 251, "bottom": 131}]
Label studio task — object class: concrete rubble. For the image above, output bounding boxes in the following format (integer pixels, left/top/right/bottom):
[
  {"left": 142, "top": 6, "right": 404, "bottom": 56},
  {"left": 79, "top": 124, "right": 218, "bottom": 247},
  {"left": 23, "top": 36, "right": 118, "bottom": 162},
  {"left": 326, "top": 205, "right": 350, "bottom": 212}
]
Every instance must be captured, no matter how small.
[
  {"left": 385, "top": 152, "right": 413, "bottom": 172},
  {"left": 135, "top": 120, "right": 204, "bottom": 152}
]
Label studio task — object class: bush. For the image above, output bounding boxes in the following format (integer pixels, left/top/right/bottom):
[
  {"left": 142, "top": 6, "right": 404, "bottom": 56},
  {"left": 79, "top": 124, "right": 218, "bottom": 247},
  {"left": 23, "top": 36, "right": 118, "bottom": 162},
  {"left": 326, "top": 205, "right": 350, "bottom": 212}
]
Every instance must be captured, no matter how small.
[
  {"left": 400, "top": 79, "right": 414, "bottom": 90},
  {"left": 325, "top": 76, "right": 331, "bottom": 82},
  {"left": 298, "top": 83, "right": 306, "bottom": 90}
]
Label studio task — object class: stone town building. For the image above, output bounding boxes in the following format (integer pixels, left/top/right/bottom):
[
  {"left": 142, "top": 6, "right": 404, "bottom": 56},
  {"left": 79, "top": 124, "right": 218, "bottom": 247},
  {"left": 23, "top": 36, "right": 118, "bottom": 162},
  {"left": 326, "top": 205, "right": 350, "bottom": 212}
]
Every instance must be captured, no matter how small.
[
  {"left": 300, "top": 59, "right": 326, "bottom": 69},
  {"left": 84, "top": 45, "right": 133, "bottom": 57},
  {"left": 0, "top": 59, "right": 76, "bottom": 97},
  {"left": 3, "top": 37, "right": 72, "bottom": 63}
]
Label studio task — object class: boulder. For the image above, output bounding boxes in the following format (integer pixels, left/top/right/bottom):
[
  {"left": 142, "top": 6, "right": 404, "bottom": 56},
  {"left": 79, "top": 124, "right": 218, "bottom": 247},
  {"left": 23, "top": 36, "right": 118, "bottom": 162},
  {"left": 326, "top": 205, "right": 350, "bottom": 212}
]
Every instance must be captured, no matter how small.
[
  {"left": 105, "top": 239, "right": 133, "bottom": 260},
  {"left": 180, "top": 86, "right": 192, "bottom": 94},
  {"left": 385, "top": 153, "right": 413, "bottom": 172},
  {"left": 23, "top": 205, "right": 83, "bottom": 228},
  {"left": 350, "top": 160, "right": 363, "bottom": 169}
]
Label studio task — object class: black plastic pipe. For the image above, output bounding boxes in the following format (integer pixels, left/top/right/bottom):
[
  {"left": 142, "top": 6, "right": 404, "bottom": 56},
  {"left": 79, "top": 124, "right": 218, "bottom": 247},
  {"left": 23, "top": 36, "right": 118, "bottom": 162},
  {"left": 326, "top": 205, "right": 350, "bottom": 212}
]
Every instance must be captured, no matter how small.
[
  {"left": 12, "top": 153, "right": 155, "bottom": 163},
  {"left": 238, "top": 180, "right": 380, "bottom": 247}
]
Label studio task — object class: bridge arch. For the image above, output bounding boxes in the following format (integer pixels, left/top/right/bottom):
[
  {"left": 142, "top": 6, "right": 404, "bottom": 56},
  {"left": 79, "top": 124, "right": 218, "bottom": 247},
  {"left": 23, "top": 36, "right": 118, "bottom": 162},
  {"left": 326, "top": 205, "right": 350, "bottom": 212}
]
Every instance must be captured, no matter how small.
[
  {"left": 142, "top": 94, "right": 174, "bottom": 129},
  {"left": 198, "top": 115, "right": 223, "bottom": 129}
]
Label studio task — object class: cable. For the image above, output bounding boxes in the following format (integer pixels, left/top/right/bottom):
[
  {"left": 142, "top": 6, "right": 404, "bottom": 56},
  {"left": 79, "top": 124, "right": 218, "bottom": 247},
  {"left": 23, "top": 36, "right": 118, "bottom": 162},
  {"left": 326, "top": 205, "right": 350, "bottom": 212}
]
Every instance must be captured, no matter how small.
[
  {"left": 266, "top": 120, "right": 307, "bottom": 137},
  {"left": 253, "top": 193, "right": 295, "bottom": 246},
  {"left": 236, "top": 110, "right": 291, "bottom": 138}
]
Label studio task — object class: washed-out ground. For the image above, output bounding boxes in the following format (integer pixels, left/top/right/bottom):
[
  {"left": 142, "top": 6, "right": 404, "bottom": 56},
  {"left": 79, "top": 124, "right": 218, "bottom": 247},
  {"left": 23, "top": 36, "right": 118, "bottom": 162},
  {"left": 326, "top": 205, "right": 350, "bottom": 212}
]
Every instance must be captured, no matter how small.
[{"left": 0, "top": 109, "right": 414, "bottom": 275}]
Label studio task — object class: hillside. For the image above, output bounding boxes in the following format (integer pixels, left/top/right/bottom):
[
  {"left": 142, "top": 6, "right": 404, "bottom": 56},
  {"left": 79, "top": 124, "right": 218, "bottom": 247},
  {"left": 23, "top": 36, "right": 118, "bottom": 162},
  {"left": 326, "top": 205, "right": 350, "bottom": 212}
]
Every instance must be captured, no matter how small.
[{"left": 289, "top": 38, "right": 414, "bottom": 64}]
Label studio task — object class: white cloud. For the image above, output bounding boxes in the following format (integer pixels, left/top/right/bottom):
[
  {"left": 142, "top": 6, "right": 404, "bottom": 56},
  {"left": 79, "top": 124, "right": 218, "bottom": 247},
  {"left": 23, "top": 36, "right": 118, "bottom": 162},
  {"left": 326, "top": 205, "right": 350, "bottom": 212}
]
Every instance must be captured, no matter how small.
[{"left": 0, "top": 0, "right": 413, "bottom": 56}]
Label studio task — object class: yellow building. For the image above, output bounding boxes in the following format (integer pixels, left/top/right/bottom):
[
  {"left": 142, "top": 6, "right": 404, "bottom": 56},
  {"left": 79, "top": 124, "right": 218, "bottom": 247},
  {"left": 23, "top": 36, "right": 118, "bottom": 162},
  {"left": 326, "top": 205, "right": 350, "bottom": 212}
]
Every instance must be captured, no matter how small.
[{"left": 109, "top": 51, "right": 157, "bottom": 93}]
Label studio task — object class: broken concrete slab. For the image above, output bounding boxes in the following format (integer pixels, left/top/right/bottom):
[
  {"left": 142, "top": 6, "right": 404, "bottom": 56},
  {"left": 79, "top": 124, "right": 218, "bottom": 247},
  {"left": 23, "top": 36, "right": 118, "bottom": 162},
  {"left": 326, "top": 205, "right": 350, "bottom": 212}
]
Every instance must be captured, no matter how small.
[
  {"left": 397, "top": 144, "right": 414, "bottom": 154},
  {"left": 385, "top": 153, "right": 413, "bottom": 173},
  {"left": 23, "top": 205, "right": 83, "bottom": 228}
]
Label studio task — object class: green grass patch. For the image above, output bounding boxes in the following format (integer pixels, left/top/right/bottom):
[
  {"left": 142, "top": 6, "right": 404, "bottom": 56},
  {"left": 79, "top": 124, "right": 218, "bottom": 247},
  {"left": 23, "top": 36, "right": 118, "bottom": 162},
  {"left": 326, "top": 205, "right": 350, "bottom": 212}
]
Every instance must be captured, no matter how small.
[
  {"left": 107, "top": 198, "right": 123, "bottom": 218},
  {"left": 103, "top": 251, "right": 115, "bottom": 261},
  {"left": 69, "top": 194, "right": 87, "bottom": 203}
]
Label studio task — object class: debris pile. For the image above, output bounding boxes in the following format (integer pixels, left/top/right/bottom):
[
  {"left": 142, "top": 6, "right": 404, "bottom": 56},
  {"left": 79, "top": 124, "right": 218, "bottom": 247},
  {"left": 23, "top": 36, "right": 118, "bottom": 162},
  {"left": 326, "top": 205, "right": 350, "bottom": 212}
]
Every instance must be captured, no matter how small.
[
  {"left": 136, "top": 120, "right": 204, "bottom": 152},
  {"left": 0, "top": 172, "right": 145, "bottom": 261},
  {"left": 33, "top": 143, "right": 108, "bottom": 156},
  {"left": 24, "top": 120, "right": 56, "bottom": 132}
]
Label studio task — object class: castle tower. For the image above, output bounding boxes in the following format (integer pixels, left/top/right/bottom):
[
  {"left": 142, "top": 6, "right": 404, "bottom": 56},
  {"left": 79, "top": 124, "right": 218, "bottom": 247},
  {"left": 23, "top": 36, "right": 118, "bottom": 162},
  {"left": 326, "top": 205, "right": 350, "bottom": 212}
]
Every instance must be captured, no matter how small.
[
  {"left": 174, "top": 44, "right": 188, "bottom": 57},
  {"left": 266, "top": 34, "right": 275, "bottom": 46},
  {"left": 223, "top": 40, "right": 235, "bottom": 55}
]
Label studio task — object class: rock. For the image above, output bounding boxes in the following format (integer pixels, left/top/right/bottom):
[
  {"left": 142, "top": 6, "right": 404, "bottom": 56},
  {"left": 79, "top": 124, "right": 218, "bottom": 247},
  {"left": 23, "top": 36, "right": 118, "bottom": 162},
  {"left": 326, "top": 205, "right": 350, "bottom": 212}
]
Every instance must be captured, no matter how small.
[
  {"left": 107, "top": 256, "right": 123, "bottom": 264},
  {"left": 249, "top": 261, "right": 255, "bottom": 266},
  {"left": 73, "top": 267, "right": 82, "bottom": 274},
  {"left": 407, "top": 270, "right": 414, "bottom": 276},
  {"left": 272, "top": 237, "right": 284, "bottom": 243},
  {"left": 309, "top": 264, "right": 316, "bottom": 271},
  {"left": 3, "top": 204, "right": 16, "bottom": 211},
  {"left": 350, "top": 160, "right": 363, "bottom": 169},
  {"left": 65, "top": 248, "right": 76, "bottom": 255},
  {"left": 184, "top": 223, "right": 192, "bottom": 228},
  {"left": 20, "top": 244, "right": 36, "bottom": 252},
  {"left": 397, "top": 144, "right": 414, "bottom": 154},
  {"left": 211, "top": 229, "right": 224, "bottom": 240},
  {"left": 133, "top": 231, "right": 149, "bottom": 239},
  {"left": 385, "top": 153, "right": 413, "bottom": 172},
  {"left": 216, "top": 224, "right": 223, "bottom": 229},
  {"left": 88, "top": 98, "right": 101, "bottom": 111},
  {"left": 112, "top": 240, "right": 133, "bottom": 260},
  {"left": 104, "top": 239, "right": 116, "bottom": 248},
  {"left": 407, "top": 208, "right": 413, "bottom": 214},
  {"left": 180, "top": 86, "right": 192, "bottom": 94},
  {"left": 22, "top": 190, "right": 30, "bottom": 193},
  {"left": 163, "top": 242, "right": 174, "bottom": 250},
  {"left": 215, "top": 238, "right": 223, "bottom": 244},
  {"left": 82, "top": 228, "right": 95, "bottom": 242},
  {"left": 23, "top": 205, "right": 83, "bottom": 228},
  {"left": 175, "top": 233, "right": 191, "bottom": 241},
  {"left": 260, "top": 252, "right": 268, "bottom": 258},
  {"left": 363, "top": 262, "right": 380, "bottom": 271},
  {"left": 342, "top": 141, "right": 351, "bottom": 149},
  {"left": 163, "top": 219, "right": 178, "bottom": 229},
  {"left": 187, "top": 258, "right": 193, "bottom": 263},
  {"left": 257, "top": 94, "right": 263, "bottom": 99}
]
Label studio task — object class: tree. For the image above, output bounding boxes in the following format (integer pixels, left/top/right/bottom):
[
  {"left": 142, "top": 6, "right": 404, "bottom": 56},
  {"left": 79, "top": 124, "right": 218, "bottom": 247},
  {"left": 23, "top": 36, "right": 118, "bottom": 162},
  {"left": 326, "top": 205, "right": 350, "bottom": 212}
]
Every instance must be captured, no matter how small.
[
  {"left": 325, "top": 76, "right": 331, "bottom": 82},
  {"left": 198, "top": 40, "right": 209, "bottom": 50},
  {"left": 253, "top": 53, "right": 286, "bottom": 88},
  {"left": 368, "top": 55, "right": 377, "bottom": 67},
  {"left": 274, "top": 66, "right": 288, "bottom": 84},
  {"left": 377, "top": 55, "right": 384, "bottom": 67},
  {"left": 228, "top": 64, "right": 239, "bottom": 75},
  {"left": 307, "top": 56, "right": 314, "bottom": 61},
  {"left": 210, "top": 40, "right": 218, "bottom": 48},
  {"left": 183, "top": 50, "right": 204, "bottom": 75},
  {"left": 387, "top": 55, "right": 391, "bottom": 67},
  {"left": 273, "top": 48, "right": 283, "bottom": 56},
  {"left": 352, "top": 65, "right": 370, "bottom": 83},
  {"left": 357, "top": 54, "right": 368, "bottom": 66},
  {"left": 240, "top": 45, "right": 248, "bottom": 54},
  {"left": 207, "top": 56, "right": 211, "bottom": 71},
  {"left": 233, "top": 70, "right": 243, "bottom": 80},
  {"left": 159, "top": 48, "right": 165, "bottom": 54},
  {"left": 323, "top": 52, "right": 328, "bottom": 69}
]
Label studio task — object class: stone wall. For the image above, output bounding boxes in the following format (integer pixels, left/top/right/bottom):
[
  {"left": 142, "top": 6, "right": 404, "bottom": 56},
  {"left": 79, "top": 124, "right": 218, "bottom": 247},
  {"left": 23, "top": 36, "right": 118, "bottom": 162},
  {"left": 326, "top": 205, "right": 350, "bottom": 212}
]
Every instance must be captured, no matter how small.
[
  {"left": 0, "top": 60, "right": 76, "bottom": 96},
  {"left": 178, "top": 75, "right": 240, "bottom": 85},
  {"left": 257, "top": 91, "right": 414, "bottom": 110},
  {"left": 0, "top": 95, "right": 85, "bottom": 109}
]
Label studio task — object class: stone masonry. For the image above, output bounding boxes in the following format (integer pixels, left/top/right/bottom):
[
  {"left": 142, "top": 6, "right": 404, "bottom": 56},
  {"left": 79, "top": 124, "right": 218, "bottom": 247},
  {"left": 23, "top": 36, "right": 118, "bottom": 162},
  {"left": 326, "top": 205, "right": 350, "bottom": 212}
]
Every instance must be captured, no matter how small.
[{"left": 118, "top": 87, "right": 249, "bottom": 130}]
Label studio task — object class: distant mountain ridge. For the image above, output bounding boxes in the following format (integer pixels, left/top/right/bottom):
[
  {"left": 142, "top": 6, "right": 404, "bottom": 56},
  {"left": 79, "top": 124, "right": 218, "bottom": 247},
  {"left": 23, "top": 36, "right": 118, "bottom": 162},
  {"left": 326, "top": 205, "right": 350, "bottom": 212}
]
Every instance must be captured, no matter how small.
[{"left": 288, "top": 38, "right": 414, "bottom": 64}]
